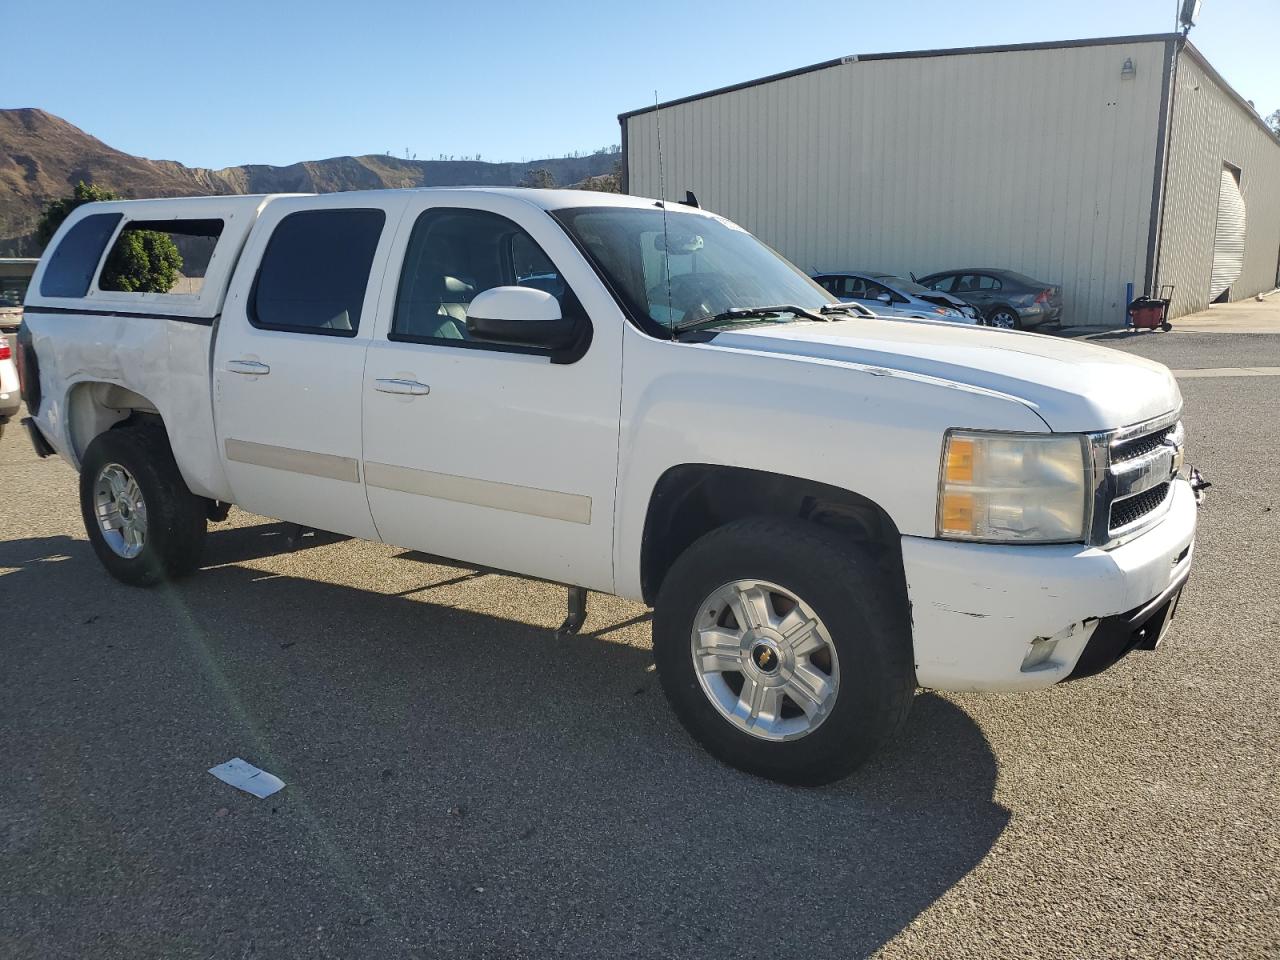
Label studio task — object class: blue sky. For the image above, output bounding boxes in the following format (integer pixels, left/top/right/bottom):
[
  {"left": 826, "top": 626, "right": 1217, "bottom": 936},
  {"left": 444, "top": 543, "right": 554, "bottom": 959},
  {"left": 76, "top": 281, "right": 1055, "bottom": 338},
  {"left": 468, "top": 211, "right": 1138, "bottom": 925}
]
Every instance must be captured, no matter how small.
[{"left": 4, "top": 0, "right": 1276, "bottom": 169}]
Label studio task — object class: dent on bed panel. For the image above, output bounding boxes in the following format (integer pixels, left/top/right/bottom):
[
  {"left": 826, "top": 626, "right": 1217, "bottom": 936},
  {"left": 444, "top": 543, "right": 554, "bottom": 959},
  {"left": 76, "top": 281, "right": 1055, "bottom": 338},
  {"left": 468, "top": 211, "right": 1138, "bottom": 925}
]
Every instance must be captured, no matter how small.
[{"left": 33, "top": 313, "right": 231, "bottom": 502}]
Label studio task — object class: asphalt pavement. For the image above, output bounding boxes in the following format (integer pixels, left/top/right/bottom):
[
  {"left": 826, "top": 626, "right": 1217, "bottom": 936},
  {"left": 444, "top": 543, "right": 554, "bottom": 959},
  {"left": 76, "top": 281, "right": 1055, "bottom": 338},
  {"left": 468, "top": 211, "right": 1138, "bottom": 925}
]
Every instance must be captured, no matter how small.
[{"left": 1, "top": 325, "right": 1277, "bottom": 959}]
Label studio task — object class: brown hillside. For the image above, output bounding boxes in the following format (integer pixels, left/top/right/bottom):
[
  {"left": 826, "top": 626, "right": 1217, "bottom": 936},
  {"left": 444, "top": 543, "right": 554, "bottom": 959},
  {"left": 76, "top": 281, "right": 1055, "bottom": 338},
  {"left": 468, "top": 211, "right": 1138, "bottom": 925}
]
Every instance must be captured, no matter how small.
[{"left": 0, "top": 108, "right": 620, "bottom": 254}]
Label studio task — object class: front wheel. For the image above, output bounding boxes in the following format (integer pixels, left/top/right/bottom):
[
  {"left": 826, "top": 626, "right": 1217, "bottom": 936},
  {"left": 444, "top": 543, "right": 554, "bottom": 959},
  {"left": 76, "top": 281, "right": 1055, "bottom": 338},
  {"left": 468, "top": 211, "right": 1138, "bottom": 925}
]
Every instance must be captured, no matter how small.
[
  {"left": 653, "top": 518, "right": 915, "bottom": 785},
  {"left": 79, "top": 424, "right": 208, "bottom": 586}
]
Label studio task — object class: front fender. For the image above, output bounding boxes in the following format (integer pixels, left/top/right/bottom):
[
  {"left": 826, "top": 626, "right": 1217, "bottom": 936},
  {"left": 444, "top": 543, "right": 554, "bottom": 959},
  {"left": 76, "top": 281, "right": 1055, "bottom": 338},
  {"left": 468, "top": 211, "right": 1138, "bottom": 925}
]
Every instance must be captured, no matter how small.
[{"left": 613, "top": 329, "right": 1047, "bottom": 600}]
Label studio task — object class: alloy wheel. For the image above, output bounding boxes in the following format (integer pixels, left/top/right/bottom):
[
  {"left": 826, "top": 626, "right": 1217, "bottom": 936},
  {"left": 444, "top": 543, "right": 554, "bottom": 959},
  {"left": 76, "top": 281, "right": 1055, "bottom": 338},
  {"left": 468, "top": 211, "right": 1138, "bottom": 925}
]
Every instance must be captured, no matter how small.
[
  {"left": 690, "top": 579, "right": 841, "bottom": 741},
  {"left": 93, "top": 462, "right": 148, "bottom": 559}
]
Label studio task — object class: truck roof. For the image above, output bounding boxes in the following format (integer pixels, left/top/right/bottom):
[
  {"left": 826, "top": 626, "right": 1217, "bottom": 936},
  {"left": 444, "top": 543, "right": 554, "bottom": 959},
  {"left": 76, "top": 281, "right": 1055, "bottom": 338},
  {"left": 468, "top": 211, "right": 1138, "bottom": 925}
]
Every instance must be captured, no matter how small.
[
  {"left": 26, "top": 188, "right": 683, "bottom": 321},
  {"left": 71, "top": 187, "right": 665, "bottom": 214}
]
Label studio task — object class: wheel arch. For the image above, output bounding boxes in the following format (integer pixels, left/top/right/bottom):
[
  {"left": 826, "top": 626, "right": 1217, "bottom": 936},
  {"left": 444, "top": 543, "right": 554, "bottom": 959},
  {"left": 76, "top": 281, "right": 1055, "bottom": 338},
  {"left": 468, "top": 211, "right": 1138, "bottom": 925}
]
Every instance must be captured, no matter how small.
[
  {"left": 64, "top": 379, "right": 229, "bottom": 504},
  {"left": 638, "top": 464, "right": 907, "bottom": 608},
  {"left": 66, "top": 380, "right": 163, "bottom": 465}
]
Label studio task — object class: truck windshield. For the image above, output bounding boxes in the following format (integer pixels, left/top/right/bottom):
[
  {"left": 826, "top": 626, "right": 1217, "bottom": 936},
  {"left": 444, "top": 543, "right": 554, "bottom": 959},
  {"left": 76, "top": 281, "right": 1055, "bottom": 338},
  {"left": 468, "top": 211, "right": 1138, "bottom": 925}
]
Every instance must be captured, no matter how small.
[{"left": 553, "top": 206, "right": 834, "bottom": 335}]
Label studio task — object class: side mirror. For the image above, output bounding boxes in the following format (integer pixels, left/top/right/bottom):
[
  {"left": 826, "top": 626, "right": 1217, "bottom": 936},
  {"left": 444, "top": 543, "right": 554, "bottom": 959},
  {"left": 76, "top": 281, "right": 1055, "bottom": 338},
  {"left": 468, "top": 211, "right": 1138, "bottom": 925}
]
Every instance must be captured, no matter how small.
[
  {"left": 876, "top": 292, "right": 893, "bottom": 304},
  {"left": 466, "top": 286, "right": 577, "bottom": 349}
]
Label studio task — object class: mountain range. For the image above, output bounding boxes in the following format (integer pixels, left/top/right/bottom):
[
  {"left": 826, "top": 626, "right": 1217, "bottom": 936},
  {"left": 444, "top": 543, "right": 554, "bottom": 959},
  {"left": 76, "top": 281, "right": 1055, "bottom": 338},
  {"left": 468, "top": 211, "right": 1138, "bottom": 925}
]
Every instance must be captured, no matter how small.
[{"left": 0, "top": 108, "right": 621, "bottom": 255}]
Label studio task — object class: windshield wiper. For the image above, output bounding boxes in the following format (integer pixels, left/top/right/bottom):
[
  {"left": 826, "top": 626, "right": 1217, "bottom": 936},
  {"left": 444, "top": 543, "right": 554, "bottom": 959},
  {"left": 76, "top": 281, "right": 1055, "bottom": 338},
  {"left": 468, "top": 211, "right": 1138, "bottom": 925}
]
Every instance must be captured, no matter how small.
[
  {"left": 820, "top": 302, "right": 876, "bottom": 318},
  {"left": 672, "top": 304, "right": 826, "bottom": 336}
]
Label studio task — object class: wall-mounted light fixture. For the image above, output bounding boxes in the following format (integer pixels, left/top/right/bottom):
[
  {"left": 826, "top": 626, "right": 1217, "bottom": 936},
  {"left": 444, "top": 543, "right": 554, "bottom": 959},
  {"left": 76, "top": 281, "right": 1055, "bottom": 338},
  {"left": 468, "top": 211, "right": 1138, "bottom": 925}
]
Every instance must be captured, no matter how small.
[{"left": 1121, "top": 57, "right": 1136, "bottom": 80}]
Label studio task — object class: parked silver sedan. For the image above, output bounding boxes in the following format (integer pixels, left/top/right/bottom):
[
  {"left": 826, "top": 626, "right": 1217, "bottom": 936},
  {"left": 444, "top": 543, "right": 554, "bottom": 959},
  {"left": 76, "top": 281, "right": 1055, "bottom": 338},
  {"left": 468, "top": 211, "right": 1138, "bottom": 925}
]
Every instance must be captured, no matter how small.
[{"left": 812, "top": 271, "right": 981, "bottom": 324}]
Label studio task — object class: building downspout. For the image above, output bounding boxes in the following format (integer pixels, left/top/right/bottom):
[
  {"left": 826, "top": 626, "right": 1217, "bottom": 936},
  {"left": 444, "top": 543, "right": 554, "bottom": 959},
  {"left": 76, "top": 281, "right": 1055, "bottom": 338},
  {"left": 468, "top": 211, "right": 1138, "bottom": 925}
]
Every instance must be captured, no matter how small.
[
  {"left": 618, "top": 114, "right": 630, "bottom": 194},
  {"left": 1145, "top": 36, "right": 1184, "bottom": 299}
]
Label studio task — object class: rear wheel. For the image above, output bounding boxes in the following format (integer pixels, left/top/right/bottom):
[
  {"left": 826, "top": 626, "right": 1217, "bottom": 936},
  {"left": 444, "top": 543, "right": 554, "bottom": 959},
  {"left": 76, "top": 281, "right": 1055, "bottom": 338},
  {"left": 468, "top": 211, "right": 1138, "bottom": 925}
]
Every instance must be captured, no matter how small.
[
  {"left": 653, "top": 517, "right": 915, "bottom": 785},
  {"left": 79, "top": 424, "right": 207, "bottom": 586},
  {"left": 987, "top": 307, "right": 1020, "bottom": 330}
]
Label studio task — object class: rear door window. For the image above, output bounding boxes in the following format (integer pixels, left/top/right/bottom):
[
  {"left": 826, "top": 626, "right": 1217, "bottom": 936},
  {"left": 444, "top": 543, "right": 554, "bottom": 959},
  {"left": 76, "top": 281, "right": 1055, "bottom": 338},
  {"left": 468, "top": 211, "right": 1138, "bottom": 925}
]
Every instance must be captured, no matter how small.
[
  {"left": 251, "top": 209, "right": 385, "bottom": 336},
  {"left": 841, "top": 276, "right": 867, "bottom": 298},
  {"left": 39, "top": 212, "right": 122, "bottom": 298}
]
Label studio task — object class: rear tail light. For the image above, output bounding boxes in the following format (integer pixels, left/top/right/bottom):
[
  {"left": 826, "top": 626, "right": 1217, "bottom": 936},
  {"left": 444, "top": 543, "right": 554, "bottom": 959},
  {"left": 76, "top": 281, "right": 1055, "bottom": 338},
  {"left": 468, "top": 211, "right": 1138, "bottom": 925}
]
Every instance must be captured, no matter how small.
[
  {"left": 1034, "top": 289, "right": 1051, "bottom": 304},
  {"left": 0, "top": 337, "right": 9, "bottom": 361}
]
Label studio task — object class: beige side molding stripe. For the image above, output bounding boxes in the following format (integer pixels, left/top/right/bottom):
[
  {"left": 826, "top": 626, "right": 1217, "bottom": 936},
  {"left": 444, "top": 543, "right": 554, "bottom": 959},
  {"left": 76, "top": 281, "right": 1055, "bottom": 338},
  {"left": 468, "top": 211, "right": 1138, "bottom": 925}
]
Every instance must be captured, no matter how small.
[
  {"left": 225, "top": 439, "right": 361, "bottom": 483},
  {"left": 365, "top": 462, "right": 591, "bottom": 525}
]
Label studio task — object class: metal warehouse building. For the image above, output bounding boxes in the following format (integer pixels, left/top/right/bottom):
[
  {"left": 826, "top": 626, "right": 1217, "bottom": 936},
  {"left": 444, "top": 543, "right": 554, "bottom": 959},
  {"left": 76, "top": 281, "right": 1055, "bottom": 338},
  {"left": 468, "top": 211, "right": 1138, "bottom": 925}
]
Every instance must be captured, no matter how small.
[{"left": 620, "top": 34, "right": 1280, "bottom": 327}]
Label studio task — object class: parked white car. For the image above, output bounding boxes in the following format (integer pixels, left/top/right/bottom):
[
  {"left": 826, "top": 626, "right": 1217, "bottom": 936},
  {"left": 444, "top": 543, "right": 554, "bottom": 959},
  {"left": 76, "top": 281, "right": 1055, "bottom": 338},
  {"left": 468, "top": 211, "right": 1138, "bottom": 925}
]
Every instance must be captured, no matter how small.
[
  {"left": 0, "top": 333, "right": 20, "bottom": 436},
  {"left": 18, "top": 189, "right": 1198, "bottom": 784}
]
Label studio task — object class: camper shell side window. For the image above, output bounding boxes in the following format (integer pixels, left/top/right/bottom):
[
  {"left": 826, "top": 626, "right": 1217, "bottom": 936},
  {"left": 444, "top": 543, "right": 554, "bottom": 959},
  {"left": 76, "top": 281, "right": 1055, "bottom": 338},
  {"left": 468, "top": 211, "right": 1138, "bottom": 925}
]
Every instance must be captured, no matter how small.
[{"left": 97, "top": 218, "right": 226, "bottom": 297}]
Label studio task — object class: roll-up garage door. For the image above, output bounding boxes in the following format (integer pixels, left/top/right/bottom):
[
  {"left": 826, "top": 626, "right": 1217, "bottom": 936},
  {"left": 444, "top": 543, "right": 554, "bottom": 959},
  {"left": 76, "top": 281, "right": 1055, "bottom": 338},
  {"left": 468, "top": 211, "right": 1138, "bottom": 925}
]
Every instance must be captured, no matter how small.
[{"left": 1209, "top": 167, "right": 1246, "bottom": 302}]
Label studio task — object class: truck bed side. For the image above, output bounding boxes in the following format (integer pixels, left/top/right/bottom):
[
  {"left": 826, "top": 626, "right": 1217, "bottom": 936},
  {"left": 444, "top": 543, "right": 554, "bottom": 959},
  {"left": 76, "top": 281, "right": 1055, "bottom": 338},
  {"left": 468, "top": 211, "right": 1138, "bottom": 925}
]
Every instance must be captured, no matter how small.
[{"left": 22, "top": 195, "right": 286, "bottom": 501}]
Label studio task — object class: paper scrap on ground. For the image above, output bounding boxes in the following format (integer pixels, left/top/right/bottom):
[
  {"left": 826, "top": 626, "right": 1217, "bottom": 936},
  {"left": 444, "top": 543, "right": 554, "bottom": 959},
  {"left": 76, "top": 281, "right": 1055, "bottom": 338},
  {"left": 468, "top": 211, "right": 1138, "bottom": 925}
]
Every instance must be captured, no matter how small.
[{"left": 208, "top": 758, "right": 286, "bottom": 798}]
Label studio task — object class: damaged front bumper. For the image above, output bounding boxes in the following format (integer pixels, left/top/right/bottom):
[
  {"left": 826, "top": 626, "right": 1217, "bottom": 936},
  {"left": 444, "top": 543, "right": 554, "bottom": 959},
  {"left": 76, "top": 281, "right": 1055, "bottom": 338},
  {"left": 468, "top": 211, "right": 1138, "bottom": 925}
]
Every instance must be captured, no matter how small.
[
  {"left": 1063, "top": 564, "right": 1189, "bottom": 681},
  {"left": 901, "top": 477, "right": 1198, "bottom": 692}
]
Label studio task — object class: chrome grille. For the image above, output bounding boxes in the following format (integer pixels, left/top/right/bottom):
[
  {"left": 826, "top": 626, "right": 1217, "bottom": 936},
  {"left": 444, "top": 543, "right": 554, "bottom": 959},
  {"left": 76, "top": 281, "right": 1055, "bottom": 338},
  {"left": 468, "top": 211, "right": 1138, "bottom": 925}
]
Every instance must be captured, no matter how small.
[
  {"left": 1111, "top": 425, "right": 1175, "bottom": 463},
  {"left": 1109, "top": 482, "right": 1171, "bottom": 530},
  {"left": 1087, "top": 412, "right": 1184, "bottom": 546}
]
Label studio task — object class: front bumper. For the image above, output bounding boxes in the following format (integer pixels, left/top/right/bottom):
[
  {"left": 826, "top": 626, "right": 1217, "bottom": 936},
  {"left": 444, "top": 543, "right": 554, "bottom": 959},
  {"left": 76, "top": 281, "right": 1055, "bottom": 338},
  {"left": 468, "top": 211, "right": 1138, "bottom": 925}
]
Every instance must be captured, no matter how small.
[
  {"left": 902, "top": 477, "right": 1197, "bottom": 692},
  {"left": 1063, "top": 564, "right": 1188, "bottom": 680}
]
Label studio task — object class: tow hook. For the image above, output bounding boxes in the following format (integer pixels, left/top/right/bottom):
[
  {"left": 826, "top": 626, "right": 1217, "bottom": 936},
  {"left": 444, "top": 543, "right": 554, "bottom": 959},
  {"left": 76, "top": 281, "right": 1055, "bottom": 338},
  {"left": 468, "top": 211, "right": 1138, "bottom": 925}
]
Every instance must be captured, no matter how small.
[{"left": 1189, "top": 467, "right": 1211, "bottom": 504}]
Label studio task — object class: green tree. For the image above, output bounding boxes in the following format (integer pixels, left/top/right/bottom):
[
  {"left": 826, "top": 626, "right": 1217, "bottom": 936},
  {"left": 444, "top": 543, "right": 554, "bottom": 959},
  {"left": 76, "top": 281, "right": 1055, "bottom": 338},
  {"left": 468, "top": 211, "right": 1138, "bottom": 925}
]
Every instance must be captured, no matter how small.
[
  {"left": 100, "top": 229, "right": 183, "bottom": 293},
  {"left": 520, "top": 168, "right": 557, "bottom": 189},
  {"left": 35, "top": 181, "right": 183, "bottom": 293},
  {"left": 35, "top": 181, "right": 119, "bottom": 247},
  {"left": 578, "top": 159, "right": 623, "bottom": 193},
  {"left": 1267, "top": 109, "right": 1280, "bottom": 137}
]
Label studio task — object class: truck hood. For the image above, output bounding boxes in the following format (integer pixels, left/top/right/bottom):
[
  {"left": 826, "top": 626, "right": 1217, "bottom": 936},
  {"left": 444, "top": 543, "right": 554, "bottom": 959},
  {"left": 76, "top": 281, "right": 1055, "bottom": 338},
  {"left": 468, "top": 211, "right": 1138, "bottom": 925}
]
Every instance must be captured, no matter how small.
[{"left": 711, "top": 317, "right": 1180, "bottom": 433}]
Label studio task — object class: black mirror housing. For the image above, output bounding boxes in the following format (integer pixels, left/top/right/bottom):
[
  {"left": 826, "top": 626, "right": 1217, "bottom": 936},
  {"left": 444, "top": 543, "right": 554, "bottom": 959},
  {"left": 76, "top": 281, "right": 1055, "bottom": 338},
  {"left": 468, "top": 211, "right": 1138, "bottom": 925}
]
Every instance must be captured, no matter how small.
[{"left": 467, "top": 314, "right": 578, "bottom": 349}]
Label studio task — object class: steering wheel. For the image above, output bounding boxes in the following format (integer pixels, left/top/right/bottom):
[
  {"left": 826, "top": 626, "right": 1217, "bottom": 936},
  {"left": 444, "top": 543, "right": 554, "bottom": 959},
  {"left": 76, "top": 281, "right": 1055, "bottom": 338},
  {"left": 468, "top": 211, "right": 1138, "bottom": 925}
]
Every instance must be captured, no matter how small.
[{"left": 646, "top": 274, "right": 723, "bottom": 323}]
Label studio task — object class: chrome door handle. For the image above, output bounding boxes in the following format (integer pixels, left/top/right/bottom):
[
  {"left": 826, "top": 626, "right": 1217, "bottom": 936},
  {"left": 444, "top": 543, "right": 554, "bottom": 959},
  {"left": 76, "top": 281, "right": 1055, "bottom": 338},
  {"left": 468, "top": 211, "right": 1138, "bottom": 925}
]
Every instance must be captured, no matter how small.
[
  {"left": 374, "top": 378, "right": 430, "bottom": 396},
  {"left": 226, "top": 360, "right": 271, "bottom": 376}
]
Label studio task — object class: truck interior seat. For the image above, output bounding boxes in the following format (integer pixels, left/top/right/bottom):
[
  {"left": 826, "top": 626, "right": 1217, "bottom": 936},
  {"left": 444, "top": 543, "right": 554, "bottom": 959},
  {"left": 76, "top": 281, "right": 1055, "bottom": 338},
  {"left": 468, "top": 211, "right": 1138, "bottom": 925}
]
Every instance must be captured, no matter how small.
[{"left": 396, "top": 275, "right": 475, "bottom": 340}]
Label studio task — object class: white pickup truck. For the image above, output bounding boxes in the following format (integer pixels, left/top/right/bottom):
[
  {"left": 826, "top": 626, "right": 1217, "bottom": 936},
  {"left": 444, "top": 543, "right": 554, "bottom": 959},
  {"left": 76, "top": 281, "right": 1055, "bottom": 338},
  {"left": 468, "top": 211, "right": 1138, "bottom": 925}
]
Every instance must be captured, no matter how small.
[{"left": 18, "top": 188, "right": 1198, "bottom": 784}]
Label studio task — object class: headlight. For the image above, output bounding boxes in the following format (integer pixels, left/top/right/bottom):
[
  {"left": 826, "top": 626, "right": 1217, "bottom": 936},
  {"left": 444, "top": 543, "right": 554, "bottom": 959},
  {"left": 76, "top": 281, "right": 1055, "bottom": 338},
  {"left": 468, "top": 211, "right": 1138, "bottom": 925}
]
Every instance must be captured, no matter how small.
[{"left": 937, "top": 430, "right": 1089, "bottom": 543}]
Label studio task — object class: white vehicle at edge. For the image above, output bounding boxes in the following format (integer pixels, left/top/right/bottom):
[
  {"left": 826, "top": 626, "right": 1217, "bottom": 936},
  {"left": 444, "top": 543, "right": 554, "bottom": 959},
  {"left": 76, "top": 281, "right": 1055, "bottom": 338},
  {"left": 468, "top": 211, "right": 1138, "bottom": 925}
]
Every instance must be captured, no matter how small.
[
  {"left": 17, "top": 188, "right": 1198, "bottom": 785},
  {"left": 0, "top": 332, "right": 19, "bottom": 435}
]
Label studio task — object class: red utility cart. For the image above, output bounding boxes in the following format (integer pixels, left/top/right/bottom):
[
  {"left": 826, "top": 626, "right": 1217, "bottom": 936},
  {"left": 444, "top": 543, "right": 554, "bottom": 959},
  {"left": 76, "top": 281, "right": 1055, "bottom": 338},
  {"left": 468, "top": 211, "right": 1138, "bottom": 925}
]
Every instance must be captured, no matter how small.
[{"left": 1128, "top": 285, "right": 1175, "bottom": 332}]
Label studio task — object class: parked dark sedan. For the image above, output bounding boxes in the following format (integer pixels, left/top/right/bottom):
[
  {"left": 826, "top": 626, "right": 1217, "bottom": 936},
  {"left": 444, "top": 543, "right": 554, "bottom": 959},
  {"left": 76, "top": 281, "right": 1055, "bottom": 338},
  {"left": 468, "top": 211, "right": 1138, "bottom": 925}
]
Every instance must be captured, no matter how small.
[{"left": 916, "top": 269, "right": 1063, "bottom": 329}]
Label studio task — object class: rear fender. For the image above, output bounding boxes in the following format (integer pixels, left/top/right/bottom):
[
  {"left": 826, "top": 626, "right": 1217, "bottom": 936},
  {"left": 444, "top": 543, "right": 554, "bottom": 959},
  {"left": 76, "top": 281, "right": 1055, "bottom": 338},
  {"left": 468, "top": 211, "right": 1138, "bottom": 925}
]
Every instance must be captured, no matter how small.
[{"left": 23, "top": 312, "right": 232, "bottom": 501}]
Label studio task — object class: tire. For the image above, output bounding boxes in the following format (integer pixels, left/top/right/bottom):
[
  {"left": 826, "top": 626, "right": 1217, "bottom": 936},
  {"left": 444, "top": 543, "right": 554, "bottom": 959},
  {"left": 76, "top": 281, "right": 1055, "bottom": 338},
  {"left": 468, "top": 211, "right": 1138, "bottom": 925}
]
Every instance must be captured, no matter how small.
[
  {"left": 987, "top": 307, "right": 1020, "bottom": 330},
  {"left": 653, "top": 517, "right": 915, "bottom": 786},
  {"left": 1160, "top": 322, "right": 1172, "bottom": 332},
  {"left": 79, "top": 424, "right": 207, "bottom": 586}
]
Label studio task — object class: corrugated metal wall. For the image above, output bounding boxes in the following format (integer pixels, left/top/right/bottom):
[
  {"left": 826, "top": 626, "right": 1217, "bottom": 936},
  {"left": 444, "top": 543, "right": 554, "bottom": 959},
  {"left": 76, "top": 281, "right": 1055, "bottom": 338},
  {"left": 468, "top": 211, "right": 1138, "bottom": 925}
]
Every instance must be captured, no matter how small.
[
  {"left": 625, "top": 40, "right": 1170, "bottom": 327},
  {"left": 1156, "top": 48, "right": 1280, "bottom": 318}
]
